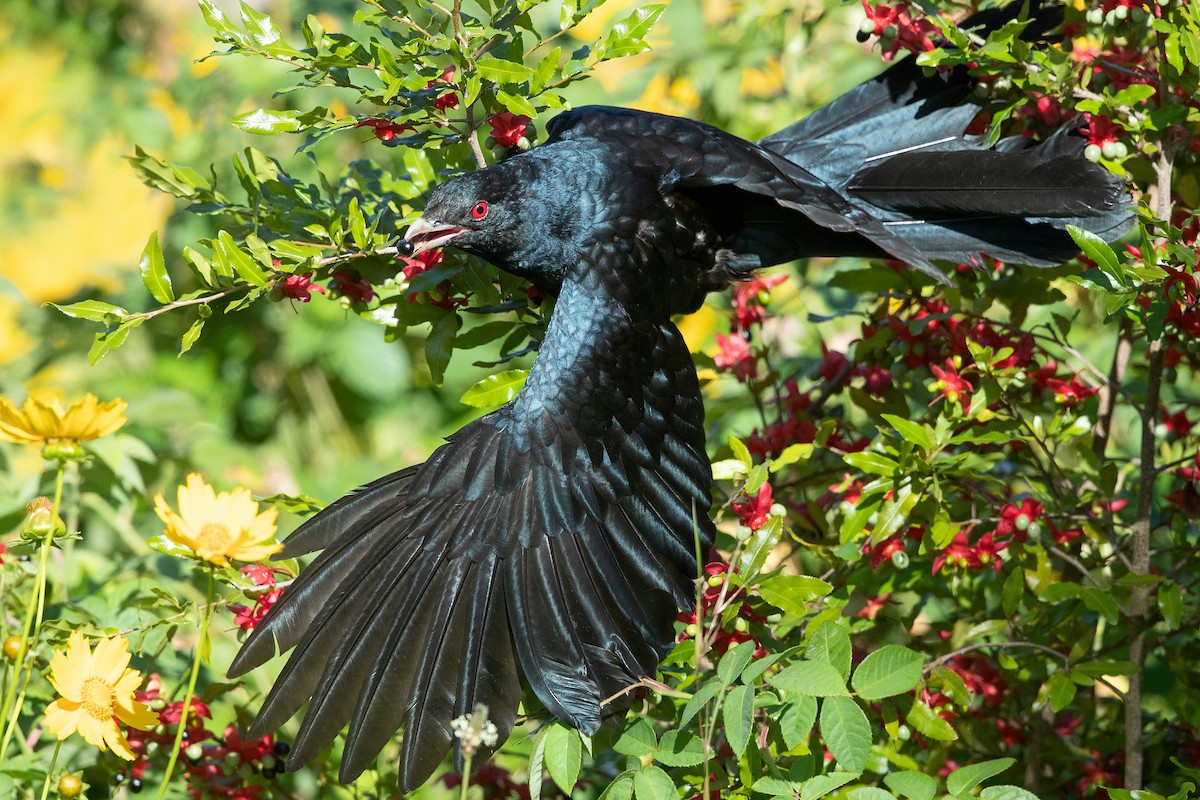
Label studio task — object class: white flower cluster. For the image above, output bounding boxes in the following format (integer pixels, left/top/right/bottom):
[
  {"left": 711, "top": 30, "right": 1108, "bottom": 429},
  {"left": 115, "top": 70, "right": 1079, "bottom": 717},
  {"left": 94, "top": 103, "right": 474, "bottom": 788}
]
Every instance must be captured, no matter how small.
[{"left": 451, "top": 703, "right": 499, "bottom": 757}]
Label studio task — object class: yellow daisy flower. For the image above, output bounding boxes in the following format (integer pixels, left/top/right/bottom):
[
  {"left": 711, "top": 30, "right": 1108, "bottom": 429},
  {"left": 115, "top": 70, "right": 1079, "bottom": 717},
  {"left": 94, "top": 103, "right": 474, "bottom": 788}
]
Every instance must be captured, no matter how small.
[
  {"left": 0, "top": 392, "right": 126, "bottom": 446},
  {"left": 44, "top": 630, "right": 159, "bottom": 760},
  {"left": 154, "top": 474, "right": 281, "bottom": 567}
]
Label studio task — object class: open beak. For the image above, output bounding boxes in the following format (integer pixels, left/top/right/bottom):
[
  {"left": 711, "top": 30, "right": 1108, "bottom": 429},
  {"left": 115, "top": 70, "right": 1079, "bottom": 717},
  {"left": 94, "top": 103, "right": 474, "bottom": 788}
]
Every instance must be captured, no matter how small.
[{"left": 403, "top": 216, "right": 469, "bottom": 256}]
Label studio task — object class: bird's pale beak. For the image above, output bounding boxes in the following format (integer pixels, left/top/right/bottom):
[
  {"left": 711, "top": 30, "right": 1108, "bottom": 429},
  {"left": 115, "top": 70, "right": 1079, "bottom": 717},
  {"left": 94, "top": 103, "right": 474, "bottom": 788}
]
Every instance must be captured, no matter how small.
[{"left": 403, "top": 216, "right": 469, "bottom": 256}]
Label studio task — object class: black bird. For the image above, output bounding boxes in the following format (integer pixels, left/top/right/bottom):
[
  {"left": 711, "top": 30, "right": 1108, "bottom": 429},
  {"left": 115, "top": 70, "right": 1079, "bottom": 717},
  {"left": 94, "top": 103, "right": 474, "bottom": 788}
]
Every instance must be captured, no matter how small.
[{"left": 228, "top": 6, "right": 1132, "bottom": 790}]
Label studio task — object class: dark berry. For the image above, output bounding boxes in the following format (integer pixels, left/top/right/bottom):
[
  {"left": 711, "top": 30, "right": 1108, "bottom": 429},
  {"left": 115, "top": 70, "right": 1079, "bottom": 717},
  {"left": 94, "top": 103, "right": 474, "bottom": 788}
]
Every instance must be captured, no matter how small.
[
  {"left": 396, "top": 239, "right": 415, "bottom": 257},
  {"left": 112, "top": 772, "right": 126, "bottom": 785},
  {"left": 130, "top": 777, "right": 144, "bottom": 793},
  {"left": 274, "top": 740, "right": 291, "bottom": 756}
]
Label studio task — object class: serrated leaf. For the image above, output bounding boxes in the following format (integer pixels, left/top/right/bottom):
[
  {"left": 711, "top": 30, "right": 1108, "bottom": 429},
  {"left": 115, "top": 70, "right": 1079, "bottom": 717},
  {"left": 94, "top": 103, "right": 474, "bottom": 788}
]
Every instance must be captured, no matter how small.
[
  {"left": 852, "top": 645, "right": 924, "bottom": 700},
  {"left": 460, "top": 369, "right": 529, "bottom": 408},
  {"left": 632, "top": 764, "right": 676, "bottom": 800},
  {"left": 759, "top": 575, "right": 833, "bottom": 617},
  {"left": 723, "top": 683, "right": 754, "bottom": 759},
  {"left": 654, "top": 730, "right": 704, "bottom": 767},
  {"left": 781, "top": 695, "right": 817, "bottom": 750},
  {"left": 820, "top": 697, "right": 870, "bottom": 773},
  {"left": 849, "top": 790, "right": 898, "bottom": 800},
  {"left": 679, "top": 679, "right": 722, "bottom": 727},
  {"left": 718, "top": 640, "right": 757, "bottom": 685},
  {"left": 528, "top": 731, "right": 548, "bottom": 800},
  {"left": 770, "top": 661, "right": 848, "bottom": 696},
  {"left": 598, "top": 772, "right": 635, "bottom": 800},
  {"left": 729, "top": 435, "right": 753, "bottom": 467},
  {"left": 883, "top": 771, "right": 937, "bottom": 800},
  {"left": 979, "top": 787, "right": 1040, "bottom": 800},
  {"left": 475, "top": 55, "right": 534, "bottom": 84},
  {"left": 50, "top": 299, "right": 129, "bottom": 323},
  {"left": 807, "top": 621, "right": 852, "bottom": 679},
  {"left": 613, "top": 718, "right": 657, "bottom": 757},
  {"left": 543, "top": 724, "right": 582, "bottom": 795},
  {"left": 905, "top": 700, "right": 957, "bottom": 741},
  {"left": 802, "top": 773, "right": 858, "bottom": 800},
  {"left": 139, "top": 231, "right": 175, "bottom": 303},
  {"left": 755, "top": 776, "right": 804, "bottom": 796},
  {"left": 946, "top": 758, "right": 1016, "bottom": 796}
]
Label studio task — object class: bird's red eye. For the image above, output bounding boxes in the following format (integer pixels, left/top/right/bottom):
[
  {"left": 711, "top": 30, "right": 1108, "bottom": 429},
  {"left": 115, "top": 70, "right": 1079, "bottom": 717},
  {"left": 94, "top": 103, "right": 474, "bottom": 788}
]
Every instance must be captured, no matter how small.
[{"left": 471, "top": 201, "right": 489, "bottom": 220}]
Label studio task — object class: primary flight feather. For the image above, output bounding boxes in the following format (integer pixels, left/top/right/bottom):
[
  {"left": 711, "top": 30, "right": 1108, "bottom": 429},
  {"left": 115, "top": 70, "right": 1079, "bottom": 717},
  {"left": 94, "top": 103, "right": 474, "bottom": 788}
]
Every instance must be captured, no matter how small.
[{"left": 228, "top": 3, "right": 1132, "bottom": 790}]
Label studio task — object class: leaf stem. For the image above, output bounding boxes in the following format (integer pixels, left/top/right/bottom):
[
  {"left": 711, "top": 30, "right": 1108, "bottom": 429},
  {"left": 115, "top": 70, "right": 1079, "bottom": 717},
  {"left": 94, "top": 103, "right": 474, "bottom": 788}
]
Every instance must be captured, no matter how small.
[{"left": 38, "top": 739, "right": 62, "bottom": 800}]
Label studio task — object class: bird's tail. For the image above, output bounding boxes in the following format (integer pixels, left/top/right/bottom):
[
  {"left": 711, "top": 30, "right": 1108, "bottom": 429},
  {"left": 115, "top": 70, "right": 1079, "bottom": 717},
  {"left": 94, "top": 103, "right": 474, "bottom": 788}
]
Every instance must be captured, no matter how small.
[{"left": 759, "top": 2, "right": 1134, "bottom": 277}]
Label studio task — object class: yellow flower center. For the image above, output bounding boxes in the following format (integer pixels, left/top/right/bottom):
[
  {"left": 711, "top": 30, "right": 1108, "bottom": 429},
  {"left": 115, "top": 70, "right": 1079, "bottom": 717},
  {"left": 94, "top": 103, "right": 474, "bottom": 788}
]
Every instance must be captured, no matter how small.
[
  {"left": 196, "top": 522, "right": 232, "bottom": 553},
  {"left": 80, "top": 677, "right": 115, "bottom": 721}
]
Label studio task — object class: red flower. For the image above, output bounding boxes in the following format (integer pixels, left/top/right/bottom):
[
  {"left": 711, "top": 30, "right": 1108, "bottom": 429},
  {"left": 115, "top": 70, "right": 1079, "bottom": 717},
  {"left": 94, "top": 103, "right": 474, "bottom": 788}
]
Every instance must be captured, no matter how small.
[
  {"left": 929, "top": 360, "right": 973, "bottom": 407},
  {"left": 1045, "top": 374, "right": 1098, "bottom": 406},
  {"left": 355, "top": 117, "right": 414, "bottom": 142},
  {"left": 400, "top": 249, "right": 445, "bottom": 281},
  {"left": 1083, "top": 113, "right": 1121, "bottom": 147},
  {"left": 426, "top": 65, "right": 460, "bottom": 112},
  {"left": 1162, "top": 263, "right": 1199, "bottom": 305},
  {"left": 488, "top": 112, "right": 531, "bottom": 148},
  {"left": 859, "top": 0, "right": 936, "bottom": 60},
  {"left": 732, "top": 483, "right": 773, "bottom": 531},
  {"left": 996, "top": 498, "right": 1043, "bottom": 542},
  {"left": 731, "top": 274, "right": 786, "bottom": 332},
  {"left": 862, "top": 536, "right": 905, "bottom": 568},
  {"left": 279, "top": 272, "right": 325, "bottom": 303},
  {"left": 857, "top": 592, "right": 894, "bottom": 620},
  {"left": 329, "top": 271, "right": 376, "bottom": 303},
  {"left": 714, "top": 333, "right": 757, "bottom": 381}
]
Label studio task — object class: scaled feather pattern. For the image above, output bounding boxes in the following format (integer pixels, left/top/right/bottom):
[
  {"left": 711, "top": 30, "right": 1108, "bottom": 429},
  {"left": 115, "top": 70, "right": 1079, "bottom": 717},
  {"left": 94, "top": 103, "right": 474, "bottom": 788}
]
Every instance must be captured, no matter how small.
[{"left": 229, "top": 4, "right": 1132, "bottom": 790}]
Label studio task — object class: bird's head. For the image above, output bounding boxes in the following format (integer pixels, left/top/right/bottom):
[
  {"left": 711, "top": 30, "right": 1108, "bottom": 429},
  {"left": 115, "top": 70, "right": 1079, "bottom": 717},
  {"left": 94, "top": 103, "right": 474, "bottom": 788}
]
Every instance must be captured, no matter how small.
[{"left": 402, "top": 152, "right": 585, "bottom": 292}]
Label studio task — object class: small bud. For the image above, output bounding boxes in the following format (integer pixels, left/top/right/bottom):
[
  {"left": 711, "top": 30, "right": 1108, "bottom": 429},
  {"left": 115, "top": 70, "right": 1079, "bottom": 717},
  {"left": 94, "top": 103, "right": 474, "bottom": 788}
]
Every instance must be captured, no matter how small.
[
  {"left": 186, "top": 743, "right": 204, "bottom": 761},
  {"left": 58, "top": 774, "right": 84, "bottom": 798},
  {"left": 707, "top": 574, "right": 724, "bottom": 587},
  {"left": 735, "top": 525, "right": 753, "bottom": 542},
  {"left": 1027, "top": 522, "right": 1042, "bottom": 538},
  {"left": 769, "top": 503, "right": 786, "bottom": 518},
  {"left": 39, "top": 440, "right": 84, "bottom": 463},
  {"left": 685, "top": 623, "right": 699, "bottom": 637},
  {"left": 897, "top": 724, "right": 911, "bottom": 741},
  {"left": 1084, "top": 144, "right": 1103, "bottom": 162},
  {"left": 1015, "top": 514, "right": 1031, "bottom": 532},
  {"left": 891, "top": 550, "right": 910, "bottom": 569},
  {"left": 733, "top": 617, "right": 749, "bottom": 633},
  {"left": 20, "top": 497, "right": 64, "bottom": 542},
  {"left": 859, "top": 18, "right": 877, "bottom": 34},
  {"left": 451, "top": 703, "right": 499, "bottom": 759}
]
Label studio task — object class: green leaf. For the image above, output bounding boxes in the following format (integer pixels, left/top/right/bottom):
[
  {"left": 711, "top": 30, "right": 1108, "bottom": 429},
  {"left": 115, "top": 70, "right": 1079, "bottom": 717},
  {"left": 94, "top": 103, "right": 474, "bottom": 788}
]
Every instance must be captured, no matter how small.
[
  {"left": 843, "top": 450, "right": 898, "bottom": 476},
  {"left": 819, "top": 697, "right": 871, "bottom": 773},
  {"left": 475, "top": 55, "right": 535, "bottom": 84},
  {"left": 1047, "top": 670, "right": 1077, "bottom": 713},
  {"left": 852, "top": 645, "right": 924, "bottom": 700},
  {"left": 758, "top": 575, "right": 833, "bottom": 617},
  {"left": 460, "top": 370, "right": 529, "bottom": 408},
  {"left": 232, "top": 108, "right": 302, "bottom": 135},
  {"left": 654, "top": 730, "right": 705, "bottom": 767},
  {"left": 425, "top": 312, "right": 459, "bottom": 386},
  {"left": 1080, "top": 586, "right": 1120, "bottom": 624},
  {"left": 881, "top": 413, "right": 933, "bottom": 451},
  {"left": 754, "top": 776, "right": 805, "bottom": 796},
  {"left": 1113, "top": 84, "right": 1156, "bottom": 106},
  {"left": 348, "top": 196, "right": 368, "bottom": 250},
  {"left": 543, "top": 724, "right": 582, "bottom": 795},
  {"left": 1158, "top": 580, "right": 1182, "bottom": 629},
  {"left": 497, "top": 89, "right": 538, "bottom": 119},
  {"left": 946, "top": 758, "right": 1017, "bottom": 796},
  {"left": 1068, "top": 226, "right": 1126, "bottom": 287},
  {"left": 613, "top": 718, "right": 657, "bottom": 757},
  {"left": 979, "top": 787, "right": 1041, "bottom": 800},
  {"left": 736, "top": 515, "right": 783, "bottom": 578},
  {"left": 528, "top": 727, "right": 548, "bottom": 800},
  {"left": 180, "top": 319, "right": 205, "bottom": 355},
  {"left": 780, "top": 695, "right": 817, "bottom": 751},
  {"left": 883, "top": 771, "right": 937, "bottom": 800},
  {"left": 906, "top": 700, "right": 957, "bottom": 741},
  {"left": 598, "top": 772, "right": 635, "bottom": 800},
  {"left": 679, "top": 679, "right": 723, "bottom": 727},
  {"left": 770, "top": 660, "right": 849, "bottom": 696},
  {"left": 723, "top": 684, "right": 754, "bottom": 759},
  {"left": 802, "top": 773, "right": 858, "bottom": 800},
  {"left": 139, "top": 231, "right": 175, "bottom": 304},
  {"left": 807, "top": 621, "right": 851, "bottom": 680},
  {"left": 49, "top": 300, "right": 129, "bottom": 323},
  {"left": 216, "top": 231, "right": 269, "bottom": 288},
  {"left": 1075, "top": 659, "right": 1139, "bottom": 677},
  {"left": 632, "top": 764, "right": 677, "bottom": 800},
  {"left": 718, "top": 640, "right": 757, "bottom": 685},
  {"left": 849, "top": 790, "right": 898, "bottom": 800},
  {"left": 603, "top": 4, "right": 666, "bottom": 59}
]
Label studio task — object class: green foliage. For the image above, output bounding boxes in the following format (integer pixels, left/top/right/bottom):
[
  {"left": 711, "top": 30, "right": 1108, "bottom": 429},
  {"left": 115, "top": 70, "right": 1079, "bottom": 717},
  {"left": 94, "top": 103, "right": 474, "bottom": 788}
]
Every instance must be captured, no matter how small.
[{"left": 2, "top": 0, "right": 1198, "bottom": 797}]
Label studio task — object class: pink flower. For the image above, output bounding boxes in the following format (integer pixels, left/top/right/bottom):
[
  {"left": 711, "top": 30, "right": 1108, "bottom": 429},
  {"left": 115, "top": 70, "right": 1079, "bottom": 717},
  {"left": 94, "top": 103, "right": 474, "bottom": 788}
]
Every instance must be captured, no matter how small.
[
  {"left": 279, "top": 272, "right": 325, "bottom": 303},
  {"left": 400, "top": 249, "right": 445, "bottom": 281},
  {"left": 732, "top": 483, "right": 773, "bottom": 531},
  {"left": 929, "top": 360, "right": 973, "bottom": 407},
  {"left": 488, "top": 112, "right": 531, "bottom": 148},
  {"left": 714, "top": 333, "right": 757, "bottom": 381},
  {"left": 1045, "top": 374, "right": 1098, "bottom": 406}
]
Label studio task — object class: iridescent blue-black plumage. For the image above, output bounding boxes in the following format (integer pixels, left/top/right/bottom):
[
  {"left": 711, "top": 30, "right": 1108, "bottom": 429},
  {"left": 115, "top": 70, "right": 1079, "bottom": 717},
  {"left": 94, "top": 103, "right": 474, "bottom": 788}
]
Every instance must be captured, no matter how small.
[{"left": 229, "top": 4, "right": 1132, "bottom": 791}]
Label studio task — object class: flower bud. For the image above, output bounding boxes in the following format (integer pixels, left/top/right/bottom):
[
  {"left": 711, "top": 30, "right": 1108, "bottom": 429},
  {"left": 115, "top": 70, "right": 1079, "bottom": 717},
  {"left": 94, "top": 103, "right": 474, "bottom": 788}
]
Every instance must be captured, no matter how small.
[
  {"left": 3, "top": 636, "right": 22, "bottom": 661},
  {"left": 891, "top": 550, "right": 910, "bottom": 569},
  {"left": 20, "top": 497, "right": 64, "bottom": 542},
  {"left": 57, "top": 775, "right": 84, "bottom": 798},
  {"left": 1084, "top": 144, "right": 1103, "bottom": 162},
  {"left": 40, "top": 440, "right": 85, "bottom": 463},
  {"left": 734, "top": 617, "right": 750, "bottom": 633}
]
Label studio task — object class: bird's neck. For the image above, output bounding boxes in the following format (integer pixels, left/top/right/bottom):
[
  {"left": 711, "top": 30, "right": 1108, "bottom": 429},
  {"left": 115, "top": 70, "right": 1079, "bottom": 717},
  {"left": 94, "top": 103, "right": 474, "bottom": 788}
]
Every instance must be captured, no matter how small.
[{"left": 509, "top": 275, "right": 701, "bottom": 440}]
